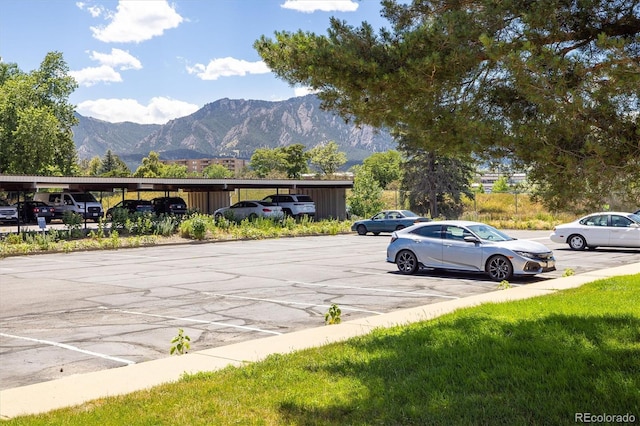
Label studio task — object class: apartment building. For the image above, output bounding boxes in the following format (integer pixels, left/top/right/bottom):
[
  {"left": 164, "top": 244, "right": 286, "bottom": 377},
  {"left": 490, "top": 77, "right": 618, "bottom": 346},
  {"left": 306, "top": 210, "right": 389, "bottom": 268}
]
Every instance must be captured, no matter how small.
[{"left": 161, "top": 157, "right": 248, "bottom": 175}]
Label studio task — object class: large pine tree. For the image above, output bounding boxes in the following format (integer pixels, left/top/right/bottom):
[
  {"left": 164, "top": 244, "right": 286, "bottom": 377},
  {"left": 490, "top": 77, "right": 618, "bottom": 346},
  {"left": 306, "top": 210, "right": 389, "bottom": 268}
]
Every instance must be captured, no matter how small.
[{"left": 255, "top": 0, "right": 640, "bottom": 211}]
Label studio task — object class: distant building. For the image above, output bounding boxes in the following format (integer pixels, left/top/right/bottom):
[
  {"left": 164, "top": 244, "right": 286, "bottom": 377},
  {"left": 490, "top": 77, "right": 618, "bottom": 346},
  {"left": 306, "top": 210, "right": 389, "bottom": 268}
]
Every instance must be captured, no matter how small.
[
  {"left": 477, "top": 172, "right": 527, "bottom": 193},
  {"left": 161, "top": 158, "right": 248, "bottom": 175}
]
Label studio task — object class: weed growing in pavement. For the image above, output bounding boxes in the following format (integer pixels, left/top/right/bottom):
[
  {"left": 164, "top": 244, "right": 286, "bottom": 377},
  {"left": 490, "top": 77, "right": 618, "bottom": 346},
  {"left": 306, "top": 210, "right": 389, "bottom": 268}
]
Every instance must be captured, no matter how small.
[
  {"left": 170, "top": 328, "right": 191, "bottom": 355},
  {"left": 497, "top": 280, "right": 512, "bottom": 290},
  {"left": 325, "top": 304, "right": 342, "bottom": 325},
  {"left": 563, "top": 268, "right": 575, "bottom": 277}
]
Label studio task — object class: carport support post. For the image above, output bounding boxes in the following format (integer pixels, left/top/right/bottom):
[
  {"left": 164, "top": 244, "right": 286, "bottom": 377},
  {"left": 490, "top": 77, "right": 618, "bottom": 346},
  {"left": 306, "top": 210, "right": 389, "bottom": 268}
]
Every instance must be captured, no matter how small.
[{"left": 16, "top": 190, "right": 22, "bottom": 233}]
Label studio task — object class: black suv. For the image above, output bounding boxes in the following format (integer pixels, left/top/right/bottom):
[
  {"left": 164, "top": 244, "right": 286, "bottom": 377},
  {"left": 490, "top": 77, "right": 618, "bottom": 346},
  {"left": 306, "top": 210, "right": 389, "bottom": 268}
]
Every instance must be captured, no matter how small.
[{"left": 151, "top": 197, "right": 187, "bottom": 216}]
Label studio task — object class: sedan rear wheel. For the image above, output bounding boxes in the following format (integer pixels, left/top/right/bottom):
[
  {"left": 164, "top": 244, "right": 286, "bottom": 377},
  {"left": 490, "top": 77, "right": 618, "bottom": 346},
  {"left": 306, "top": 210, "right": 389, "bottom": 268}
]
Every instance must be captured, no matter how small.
[
  {"left": 487, "top": 255, "right": 513, "bottom": 281},
  {"left": 396, "top": 250, "right": 418, "bottom": 275},
  {"left": 568, "top": 234, "right": 587, "bottom": 250},
  {"left": 356, "top": 224, "right": 367, "bottom": 236}
]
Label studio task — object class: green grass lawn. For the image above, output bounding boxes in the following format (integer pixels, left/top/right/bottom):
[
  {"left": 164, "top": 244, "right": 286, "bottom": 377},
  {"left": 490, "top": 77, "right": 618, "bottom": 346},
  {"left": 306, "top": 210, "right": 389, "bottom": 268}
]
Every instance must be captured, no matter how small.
[{"left": 7, "top": 274, "right": 639, "bottom": 425}]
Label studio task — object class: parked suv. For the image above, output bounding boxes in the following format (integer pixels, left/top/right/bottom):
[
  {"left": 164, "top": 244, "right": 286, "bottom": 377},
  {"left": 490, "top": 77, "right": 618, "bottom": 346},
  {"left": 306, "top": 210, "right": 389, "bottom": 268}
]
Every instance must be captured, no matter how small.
[
  {"left": 151, "top": 197, "right": 187, "bottom": 216},
  {"left": 34, "top": 192, "right": 103, "bottom": 222},
  {"left": 262, "top": 194, "right": 315, "bottom": 219},
  {"left": 0, "top": 199, "right": 18, "bottom": 224}
]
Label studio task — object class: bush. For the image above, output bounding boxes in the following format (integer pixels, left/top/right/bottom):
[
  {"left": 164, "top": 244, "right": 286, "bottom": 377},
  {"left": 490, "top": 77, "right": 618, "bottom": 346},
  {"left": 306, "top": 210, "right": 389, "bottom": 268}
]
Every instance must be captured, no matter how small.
[
  {"left": 179, "top": 214, "right": 211, "bottom": 240},
  {"left": 154, "top": 216, "right": 179, "bottom": 236}
]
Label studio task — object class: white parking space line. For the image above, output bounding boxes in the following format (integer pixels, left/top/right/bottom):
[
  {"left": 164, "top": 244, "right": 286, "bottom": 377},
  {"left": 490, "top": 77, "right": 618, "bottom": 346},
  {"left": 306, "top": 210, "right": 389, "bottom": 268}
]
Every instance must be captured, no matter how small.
[
  {"left": 0, "top": 332, "right": 135, "bottom": 365},
  {"left": 109, "top": 308, "right": 282, "bottom": 335},
  {"left": 104, "top": 254, "right": 161, "bottom": 259},
  {"left": 289, "top": 281, "right": 460, "bottom": 299},
  {"left": 202, "top": 293, "right": 384, "bottom": 315}
]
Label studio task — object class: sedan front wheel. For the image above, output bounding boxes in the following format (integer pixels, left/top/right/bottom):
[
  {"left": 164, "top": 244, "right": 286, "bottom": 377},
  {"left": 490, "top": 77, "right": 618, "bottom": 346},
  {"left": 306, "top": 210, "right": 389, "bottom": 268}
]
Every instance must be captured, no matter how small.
[
  {"left": 396, "top": 250, "right": 418, "bottom": 275},
  {"left": 356, "top": 224, "right": 367, "bottom": 236},
  {"left": 487, "top": 255, "right": 513, "bottom": 281}
]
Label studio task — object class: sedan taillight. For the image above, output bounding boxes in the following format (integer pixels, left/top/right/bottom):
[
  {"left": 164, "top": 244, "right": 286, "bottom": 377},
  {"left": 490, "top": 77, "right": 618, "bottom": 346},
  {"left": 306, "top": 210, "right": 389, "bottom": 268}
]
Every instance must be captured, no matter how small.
[{"left": 390, "top": 235, "right": 398, "bottom": 243}]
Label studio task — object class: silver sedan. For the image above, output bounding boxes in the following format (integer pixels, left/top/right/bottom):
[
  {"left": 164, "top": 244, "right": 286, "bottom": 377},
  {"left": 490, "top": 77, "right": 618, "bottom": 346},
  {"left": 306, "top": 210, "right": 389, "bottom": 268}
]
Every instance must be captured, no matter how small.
[
  {"left": 550, "top": 211, "right": 640, "bottom": 250},
  {"left": 386, "top": 220, "right": 556, "bottom": 281}
]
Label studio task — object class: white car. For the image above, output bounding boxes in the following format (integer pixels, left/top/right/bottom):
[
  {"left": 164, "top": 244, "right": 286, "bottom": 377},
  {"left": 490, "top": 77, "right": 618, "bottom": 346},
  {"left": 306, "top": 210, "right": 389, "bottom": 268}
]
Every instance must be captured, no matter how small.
[
  {"left": 0, "top": 199, "right": 18, "bottom": 224},
  {"left": 214, "top": 200, "right": 284, "bottom": 221},
  {"left": 262, "top": 194, "right": 315, "bottom": 219},
  {"left": 550, "top": 212, "right": 640, "bottom": 250},
  {"left": 387, "top": 220, "right": 556, "bottom": 281}
]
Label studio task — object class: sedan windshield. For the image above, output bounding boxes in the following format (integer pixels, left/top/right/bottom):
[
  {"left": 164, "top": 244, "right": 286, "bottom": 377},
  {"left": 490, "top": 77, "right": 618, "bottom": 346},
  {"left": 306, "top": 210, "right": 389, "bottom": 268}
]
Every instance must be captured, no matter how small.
[{"left": 467, "top": 224, "right": 515, "bottom": 241}]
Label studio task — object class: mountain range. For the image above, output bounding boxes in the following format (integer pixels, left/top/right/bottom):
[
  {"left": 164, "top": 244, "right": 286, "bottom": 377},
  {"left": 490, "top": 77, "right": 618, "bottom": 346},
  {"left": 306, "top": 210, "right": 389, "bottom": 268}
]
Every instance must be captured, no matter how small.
[{"left": 73, "top": 95, "right": 396, "bottom": 171}]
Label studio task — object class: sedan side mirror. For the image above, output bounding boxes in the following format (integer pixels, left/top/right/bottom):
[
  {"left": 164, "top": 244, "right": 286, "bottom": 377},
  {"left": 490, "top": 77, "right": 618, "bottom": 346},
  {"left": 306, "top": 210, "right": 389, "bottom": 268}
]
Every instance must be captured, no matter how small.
[{"left": 464, "top": 235, "right": 480, "bottom": 243}]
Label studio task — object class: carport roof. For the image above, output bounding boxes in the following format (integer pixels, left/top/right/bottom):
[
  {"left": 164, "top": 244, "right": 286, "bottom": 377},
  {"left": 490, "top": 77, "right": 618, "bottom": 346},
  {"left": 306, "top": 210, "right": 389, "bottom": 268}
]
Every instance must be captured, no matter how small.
[{"left": 0, "top": 175, "right": 353, "bottom": 193}]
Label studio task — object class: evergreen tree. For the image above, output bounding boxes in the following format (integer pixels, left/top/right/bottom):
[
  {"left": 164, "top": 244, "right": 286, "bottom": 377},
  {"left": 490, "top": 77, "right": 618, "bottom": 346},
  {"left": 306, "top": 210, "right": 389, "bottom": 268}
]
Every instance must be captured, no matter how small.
[
  {"left": 99, "top": 150, "right": 130, "bottom": 177},
  {"left": 255, "top": 0, "right": 640, "bottom": 210}
]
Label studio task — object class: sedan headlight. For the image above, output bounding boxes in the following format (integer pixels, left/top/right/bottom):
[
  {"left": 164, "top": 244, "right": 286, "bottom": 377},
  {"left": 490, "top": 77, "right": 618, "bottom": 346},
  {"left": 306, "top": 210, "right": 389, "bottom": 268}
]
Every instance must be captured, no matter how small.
[{"left": 514, "top": 251, "right": 537, "bottom": 259}]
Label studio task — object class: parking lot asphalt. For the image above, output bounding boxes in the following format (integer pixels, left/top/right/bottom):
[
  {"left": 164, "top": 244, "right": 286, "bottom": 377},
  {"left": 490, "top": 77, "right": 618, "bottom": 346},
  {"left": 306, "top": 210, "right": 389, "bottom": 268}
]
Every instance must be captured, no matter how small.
[{"left": 1, "top": 232, "right": 639, "bottom": 418}]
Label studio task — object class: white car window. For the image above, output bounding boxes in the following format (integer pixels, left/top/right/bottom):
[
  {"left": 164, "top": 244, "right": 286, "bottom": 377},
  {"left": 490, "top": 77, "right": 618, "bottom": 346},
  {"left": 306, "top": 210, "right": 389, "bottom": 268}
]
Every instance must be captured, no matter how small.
[{"left": 583, "top": 215, "right": 608, "bottom": 226}]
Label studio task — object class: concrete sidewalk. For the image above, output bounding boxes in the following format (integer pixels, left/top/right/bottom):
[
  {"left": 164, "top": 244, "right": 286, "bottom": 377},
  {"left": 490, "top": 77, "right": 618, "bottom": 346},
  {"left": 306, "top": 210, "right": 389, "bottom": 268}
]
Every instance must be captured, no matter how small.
[{"left": 2, "top": 263, "right": 639, "bottom": 420}]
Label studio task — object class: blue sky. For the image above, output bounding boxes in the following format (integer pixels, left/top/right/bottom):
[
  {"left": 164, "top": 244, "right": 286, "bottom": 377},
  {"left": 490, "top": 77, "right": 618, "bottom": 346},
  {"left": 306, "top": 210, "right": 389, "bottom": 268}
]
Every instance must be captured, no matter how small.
[{"left": 1, "top": 0, "right": 391, "bottom": 125}]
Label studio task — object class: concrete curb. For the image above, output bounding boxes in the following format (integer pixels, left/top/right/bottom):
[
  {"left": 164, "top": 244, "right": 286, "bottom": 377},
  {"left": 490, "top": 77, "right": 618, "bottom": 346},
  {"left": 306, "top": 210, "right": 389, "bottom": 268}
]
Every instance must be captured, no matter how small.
[{"left": 1, "top": 262, "right": 638, "bottom": 419}]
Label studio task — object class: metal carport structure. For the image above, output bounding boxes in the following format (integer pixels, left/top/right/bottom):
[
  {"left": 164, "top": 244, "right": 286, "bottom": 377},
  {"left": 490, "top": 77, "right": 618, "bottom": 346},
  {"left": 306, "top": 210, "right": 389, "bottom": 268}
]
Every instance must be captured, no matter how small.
[{"left": 0, "top": 175, "right": 353, "bottom": 220}]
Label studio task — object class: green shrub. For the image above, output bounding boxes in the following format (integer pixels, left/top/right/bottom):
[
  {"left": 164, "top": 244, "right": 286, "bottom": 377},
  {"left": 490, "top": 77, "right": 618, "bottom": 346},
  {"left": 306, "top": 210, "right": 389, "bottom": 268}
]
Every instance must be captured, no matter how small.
[
  {"left": 154, "top": 216, "right": 178, "bottom": 236},
  {"left": 180, "top": 214, "right": 211, "bottom": 240}
]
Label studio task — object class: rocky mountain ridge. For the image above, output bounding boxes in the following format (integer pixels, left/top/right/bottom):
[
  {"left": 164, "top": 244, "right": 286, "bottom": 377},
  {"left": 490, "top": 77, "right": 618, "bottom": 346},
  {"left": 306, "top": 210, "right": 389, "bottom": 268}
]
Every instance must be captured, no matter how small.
[{"left": 73, "top": 95, "right": 395, "bottom": 170}]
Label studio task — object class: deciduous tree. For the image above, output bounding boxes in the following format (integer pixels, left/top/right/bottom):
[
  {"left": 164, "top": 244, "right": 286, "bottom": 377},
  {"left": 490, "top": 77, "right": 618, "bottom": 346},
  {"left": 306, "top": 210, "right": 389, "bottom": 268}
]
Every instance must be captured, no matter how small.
[
  {"left": 0, "top": 52, "right": 78, "bottom": 175},
  {"left": 133, "top": 151, "right": 165, "bottom": 178},
  {"left": 308, "top": 141, "right": 347, "bottom": 176},
  {"left": 202, "top": 164, "right": 233, "bottom": 178},
  {"left": 250, "top": 147, "right": 287, "bottom": 178},
  {"left": 281, "top": 143, "right": 309, "bottom": 179},
  {"left": 362, "top": 150, "right": 402, "bottom": 189},
  {"left": 347, "top": 165, "right": 385, "bottom": 218}
]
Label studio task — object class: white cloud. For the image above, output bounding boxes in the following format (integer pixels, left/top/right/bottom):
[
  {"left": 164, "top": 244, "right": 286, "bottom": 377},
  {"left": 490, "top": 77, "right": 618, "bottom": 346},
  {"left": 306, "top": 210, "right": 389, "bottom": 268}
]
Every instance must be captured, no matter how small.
[
  {"left": 294, "top": 86, "right": 319, "bottom": 97},
  {"left": 280, "top": 0, "right": 358, "bottom": 13},
  {"left": 70, "top": 65, "right": 122, "bottom": 87},
  {"left": 187, "top": 57, "right": 271, "bottom": 80},
  {"left": 90, "top": 0, "right": 184, "bottom": 43},
  {"left": 89, "top": 48, "right": 142, "bottom": 70},
  {"left": 76, "top": 97, "right": 200, "bottom": 124},
  {"left": 76, "top": 2, "right": 105, "bottom": 18},
  {"left": 71, "top": 48, "right": 142, "bottom": 86}
]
